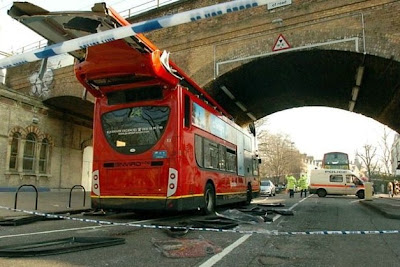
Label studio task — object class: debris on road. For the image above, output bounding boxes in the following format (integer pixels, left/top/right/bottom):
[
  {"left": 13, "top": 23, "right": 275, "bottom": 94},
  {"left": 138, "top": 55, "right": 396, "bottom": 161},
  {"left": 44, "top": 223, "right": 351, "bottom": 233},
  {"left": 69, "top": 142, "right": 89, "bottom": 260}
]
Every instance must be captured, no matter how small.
[
  {"left": 0, "top": 236, "right": 125, "bottom": 257},
  {"left": 152, "top": 236, "right": 222, "bottom": 258}
]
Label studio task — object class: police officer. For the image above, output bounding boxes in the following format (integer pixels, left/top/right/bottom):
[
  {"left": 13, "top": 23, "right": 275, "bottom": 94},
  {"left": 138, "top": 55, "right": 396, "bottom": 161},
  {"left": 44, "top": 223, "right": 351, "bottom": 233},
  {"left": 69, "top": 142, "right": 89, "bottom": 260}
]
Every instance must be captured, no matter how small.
[
  {"left": 298, "top": 174, "right": 308, "bottom": 197},
  {"left": 388, "top": 181, "right": 394, "bottom": 198},
  {"left": 286, "top": 175, "right": 297, "bottom": 198}
]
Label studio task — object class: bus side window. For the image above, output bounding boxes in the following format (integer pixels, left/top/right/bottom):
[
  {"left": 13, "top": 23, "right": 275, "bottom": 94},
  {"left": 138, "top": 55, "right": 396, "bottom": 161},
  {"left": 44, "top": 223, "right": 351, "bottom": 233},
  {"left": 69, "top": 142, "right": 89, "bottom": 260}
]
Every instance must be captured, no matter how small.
[
  {"left": 346, "top": 175, "right": 352, "bottom": 183},
  {"left": 194, "top": 135, "right": 204, "bottom": 167},
  {"left": 226, "top": 148, "right": 237, "bottom": 173},
  {"left": 184, "top": 95, "right": 191, "bottom": 128},
  {"left": 204, "top": 139, "right": 218, "bottom": 169},
  {"left": 218, "top": 145, "right": 226, "bottom": 170}
]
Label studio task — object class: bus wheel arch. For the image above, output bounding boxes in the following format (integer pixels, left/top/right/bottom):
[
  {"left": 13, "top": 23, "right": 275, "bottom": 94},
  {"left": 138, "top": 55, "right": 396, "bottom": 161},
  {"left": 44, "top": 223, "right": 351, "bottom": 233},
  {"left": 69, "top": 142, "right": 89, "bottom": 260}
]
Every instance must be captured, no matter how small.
[
  {"left": 317, "top": 188, "right": 327, "bottom": 197},
  {"left": 203, "top": 181, "right": 216, "bottom": 215}
]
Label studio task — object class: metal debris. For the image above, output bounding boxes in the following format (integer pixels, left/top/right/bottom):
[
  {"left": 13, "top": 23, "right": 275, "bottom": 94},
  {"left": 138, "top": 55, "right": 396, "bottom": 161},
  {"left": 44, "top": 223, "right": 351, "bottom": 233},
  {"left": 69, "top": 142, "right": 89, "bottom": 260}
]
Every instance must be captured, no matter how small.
[{"left": 0, "top": 237, "right": 125, "bottom": 257}]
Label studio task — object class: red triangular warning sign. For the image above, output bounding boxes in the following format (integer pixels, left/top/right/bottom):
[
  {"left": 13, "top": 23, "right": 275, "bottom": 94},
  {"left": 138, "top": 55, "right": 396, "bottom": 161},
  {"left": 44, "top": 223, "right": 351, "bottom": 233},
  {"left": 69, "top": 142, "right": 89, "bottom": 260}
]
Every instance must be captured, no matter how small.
[{"left": 272, "top": 34, "right": 291, "bottom": 51}]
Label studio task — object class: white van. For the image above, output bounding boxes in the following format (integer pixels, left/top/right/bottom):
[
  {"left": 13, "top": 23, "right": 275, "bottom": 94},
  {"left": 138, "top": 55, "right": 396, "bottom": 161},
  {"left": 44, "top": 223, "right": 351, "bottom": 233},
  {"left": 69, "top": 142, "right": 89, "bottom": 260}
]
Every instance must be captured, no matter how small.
[{"left": 309, "top": 169, "right": 365, "bottom": 199}]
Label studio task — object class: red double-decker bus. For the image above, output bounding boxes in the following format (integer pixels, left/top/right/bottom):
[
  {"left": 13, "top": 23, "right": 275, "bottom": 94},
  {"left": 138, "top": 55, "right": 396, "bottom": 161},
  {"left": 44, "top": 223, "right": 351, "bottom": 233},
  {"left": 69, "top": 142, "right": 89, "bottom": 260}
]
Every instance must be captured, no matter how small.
[{"left": 71, "top": 7, "right": 260, "bottom": 213}]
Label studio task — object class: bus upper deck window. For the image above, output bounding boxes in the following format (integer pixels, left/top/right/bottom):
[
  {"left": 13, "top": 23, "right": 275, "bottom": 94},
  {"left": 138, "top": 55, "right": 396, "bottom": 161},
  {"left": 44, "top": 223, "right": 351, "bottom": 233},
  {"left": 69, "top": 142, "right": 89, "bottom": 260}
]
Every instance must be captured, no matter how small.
[{"left": 107, "top": 86, "right": 163, "bottom": 105}]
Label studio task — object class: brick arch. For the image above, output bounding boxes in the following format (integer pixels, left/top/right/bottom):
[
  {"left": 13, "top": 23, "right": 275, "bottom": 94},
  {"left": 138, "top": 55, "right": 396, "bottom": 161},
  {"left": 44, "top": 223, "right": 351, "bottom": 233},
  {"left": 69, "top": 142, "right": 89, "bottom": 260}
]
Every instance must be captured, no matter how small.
[
  {"left": 8, "top": 126, "right": 27, "bottom": 138},
  {"left": 25, "top": 125, "right": 42, "bottom": 138},
  {"left": 7, "top": 126, "right": 27, "bottom": 145},
  {"left": 204, "top": 49, "right": 400, "bottom": 132},
  {"left": 8, "top": 125, "right": 54, "bottom": 145},
  {"left": 39, "top": 133, "right": 54, "bottom": 146}
]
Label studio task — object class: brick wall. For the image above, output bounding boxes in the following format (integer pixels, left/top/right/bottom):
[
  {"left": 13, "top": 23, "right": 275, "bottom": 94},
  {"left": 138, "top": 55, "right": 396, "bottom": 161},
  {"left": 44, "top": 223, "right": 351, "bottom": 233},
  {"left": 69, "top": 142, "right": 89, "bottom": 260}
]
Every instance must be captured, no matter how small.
[
  {"left": 5, "top": 0, "right": 399, "bottom": 97},
  {"left": 129, "top": 0, "right": 400, "bottom": 87},
  {"left": 0, "top": 86, "right": 92, "bottom": 189}
]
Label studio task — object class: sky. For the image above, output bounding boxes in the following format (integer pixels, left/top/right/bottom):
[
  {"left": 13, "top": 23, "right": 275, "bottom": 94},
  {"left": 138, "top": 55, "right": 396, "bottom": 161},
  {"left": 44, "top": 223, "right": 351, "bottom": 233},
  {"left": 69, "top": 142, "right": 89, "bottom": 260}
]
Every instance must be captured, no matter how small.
[
  {"left": 261, "top": 107, "right": 396, "bottom": 161},
  {"left": 0, "top": 0, "right": 398, "bottom": 162},
  {"left": 0, "top": 0, "right": 177, "bottom": 53}
]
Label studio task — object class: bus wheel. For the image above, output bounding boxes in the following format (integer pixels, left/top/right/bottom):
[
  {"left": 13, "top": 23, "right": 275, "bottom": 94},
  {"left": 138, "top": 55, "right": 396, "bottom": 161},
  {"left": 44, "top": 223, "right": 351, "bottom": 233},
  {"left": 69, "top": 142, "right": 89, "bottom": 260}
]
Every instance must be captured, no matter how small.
[
  {"left": 203, "top": 183, "right": 215, "bottom": 215},
  {"left": 357, "top": 190, "right": 365, "bottom": 199},
  {"left": 246, "top": 184, "right": 253, "bottom": 205},
  {"left": 317, "top": 189, "right": 327, "bottom": 197}
]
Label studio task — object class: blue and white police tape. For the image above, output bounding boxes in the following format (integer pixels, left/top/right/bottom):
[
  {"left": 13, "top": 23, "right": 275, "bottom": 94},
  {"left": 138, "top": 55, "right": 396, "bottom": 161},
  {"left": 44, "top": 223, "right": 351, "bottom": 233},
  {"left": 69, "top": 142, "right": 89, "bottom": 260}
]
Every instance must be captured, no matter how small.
[
  {"left": 0, "top": 205, "right": 399, "bottom": 236},
  {"left": 0, "top": 0, "right": 271, "bottom": 69}
]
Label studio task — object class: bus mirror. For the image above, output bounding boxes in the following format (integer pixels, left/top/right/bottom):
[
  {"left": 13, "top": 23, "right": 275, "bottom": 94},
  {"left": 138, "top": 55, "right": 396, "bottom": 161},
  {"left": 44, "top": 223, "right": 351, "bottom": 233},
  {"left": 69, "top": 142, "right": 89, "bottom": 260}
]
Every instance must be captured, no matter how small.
[{"left": 258, "top": 158, "right": 262, "bottom": 164}]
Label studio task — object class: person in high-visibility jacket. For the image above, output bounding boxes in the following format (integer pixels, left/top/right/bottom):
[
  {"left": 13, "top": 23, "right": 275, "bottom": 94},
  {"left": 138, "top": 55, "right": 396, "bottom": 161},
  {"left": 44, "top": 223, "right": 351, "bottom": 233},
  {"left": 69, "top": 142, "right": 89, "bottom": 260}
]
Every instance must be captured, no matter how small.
[
  {"left": 388, "top": 182, "right": 394, "bottom": 198},
  {"left": 286, "top": 175, "right": 297, "bottom": 198},
  {"left": 298, "top": 174, "right": 308, "bottom": 198}
]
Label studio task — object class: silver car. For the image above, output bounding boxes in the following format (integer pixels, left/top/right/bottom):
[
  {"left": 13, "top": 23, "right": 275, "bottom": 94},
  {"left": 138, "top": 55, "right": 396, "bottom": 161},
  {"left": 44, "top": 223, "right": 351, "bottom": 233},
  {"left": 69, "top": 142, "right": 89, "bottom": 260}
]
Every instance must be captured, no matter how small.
[{"left": 260, "top": 180, "right": 276, "bottom": 196}]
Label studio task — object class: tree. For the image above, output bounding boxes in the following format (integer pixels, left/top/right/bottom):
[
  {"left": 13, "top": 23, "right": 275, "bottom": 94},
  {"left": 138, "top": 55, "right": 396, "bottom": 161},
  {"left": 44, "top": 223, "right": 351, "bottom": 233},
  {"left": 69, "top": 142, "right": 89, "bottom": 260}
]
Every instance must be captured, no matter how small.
[
  {"left": 379, "top": 126, "right": 393, "bottom": 175},
  {"left": 257, "top": 129, "right": 304, "bottom": 185},
  {"left": 356, "top": 144, "right": 378, "bottom": 179}
]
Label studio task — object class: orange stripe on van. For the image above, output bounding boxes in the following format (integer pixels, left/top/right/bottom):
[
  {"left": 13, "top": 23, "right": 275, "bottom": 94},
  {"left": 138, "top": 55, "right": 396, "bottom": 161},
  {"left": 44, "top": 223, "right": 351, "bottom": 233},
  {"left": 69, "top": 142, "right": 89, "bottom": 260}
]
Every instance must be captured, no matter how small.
[{"left": 310, "top": 184, "right": 364, "bottom": 188}]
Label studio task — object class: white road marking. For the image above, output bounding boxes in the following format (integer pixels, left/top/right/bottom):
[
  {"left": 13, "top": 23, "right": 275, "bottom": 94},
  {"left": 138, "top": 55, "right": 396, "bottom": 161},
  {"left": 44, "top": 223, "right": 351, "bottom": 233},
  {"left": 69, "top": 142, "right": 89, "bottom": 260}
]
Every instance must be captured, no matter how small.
[
  {"left": 199, "top": 234, "right": 252, "bottom": 267},
  {"left": 0, "top": 225, "right": 106, "bottom": 239},
  {"left": 271, "top": 194, "right": 311, "bottom": 222},
  {"left": 200, "top": 194, "right": 312, "bottom": 266},
  {"left": 0, "top": 217, "right": 171, "bottom": 239}
]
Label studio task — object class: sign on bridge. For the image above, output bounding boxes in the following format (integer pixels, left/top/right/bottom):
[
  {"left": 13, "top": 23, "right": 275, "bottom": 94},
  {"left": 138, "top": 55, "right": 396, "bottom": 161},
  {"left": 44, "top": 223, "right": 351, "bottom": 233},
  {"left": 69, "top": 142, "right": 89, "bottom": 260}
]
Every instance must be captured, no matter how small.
[
  {"left": 267, "top": 0, "right": 292, "bottom": 10},
  {"left": 272, "top": 34, "right": 291, "bottom": 51}
]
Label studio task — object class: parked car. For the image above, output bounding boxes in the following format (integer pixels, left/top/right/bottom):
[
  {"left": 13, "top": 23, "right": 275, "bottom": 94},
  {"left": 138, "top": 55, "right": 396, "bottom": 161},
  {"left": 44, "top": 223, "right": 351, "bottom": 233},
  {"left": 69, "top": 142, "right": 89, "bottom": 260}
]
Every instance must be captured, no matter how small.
[
  {"left": 260, "top": 179, "right": 276, "bottom": 196},
  {"left": 275, "top": 184, "right": 286, "bottom": 194}
]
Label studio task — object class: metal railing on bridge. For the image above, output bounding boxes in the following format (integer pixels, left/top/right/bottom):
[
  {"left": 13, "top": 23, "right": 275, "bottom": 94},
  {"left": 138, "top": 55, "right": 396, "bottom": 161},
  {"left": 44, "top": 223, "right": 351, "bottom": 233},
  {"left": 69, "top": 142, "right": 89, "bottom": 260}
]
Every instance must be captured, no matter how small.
[{"left": 7, "top": 0, "right": 179, "bottom": 56}]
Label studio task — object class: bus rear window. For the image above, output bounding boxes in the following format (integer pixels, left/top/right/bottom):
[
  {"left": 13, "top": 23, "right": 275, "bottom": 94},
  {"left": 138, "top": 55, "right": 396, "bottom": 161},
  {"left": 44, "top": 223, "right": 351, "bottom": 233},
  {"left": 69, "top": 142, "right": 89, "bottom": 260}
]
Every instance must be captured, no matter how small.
[
  {"left": 102, "top": 106, "right": 170, "bottom": 154},
  {"left": 107, "top": 85, "right": 163, "bottom": 105},
  {"left": 89, "top": 75, "right": 153, "bottom": 87}
]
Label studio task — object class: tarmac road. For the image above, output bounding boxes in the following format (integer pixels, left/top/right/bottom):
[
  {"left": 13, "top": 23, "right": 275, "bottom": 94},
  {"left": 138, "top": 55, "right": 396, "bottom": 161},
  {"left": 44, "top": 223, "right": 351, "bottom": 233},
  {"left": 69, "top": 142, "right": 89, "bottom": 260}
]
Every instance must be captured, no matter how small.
[{"left": 0, "top": 191, "right": 399, "bottom": 266}]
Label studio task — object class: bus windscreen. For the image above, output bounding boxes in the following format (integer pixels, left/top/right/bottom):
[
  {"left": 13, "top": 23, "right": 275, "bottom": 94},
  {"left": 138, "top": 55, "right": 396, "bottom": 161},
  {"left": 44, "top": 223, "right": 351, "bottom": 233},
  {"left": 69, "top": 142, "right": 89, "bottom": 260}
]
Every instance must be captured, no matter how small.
[
  {"left": 322, "top": 152, "right": 350, "bottom": 169},
  {"left": 102, "top": 106, "right": 170, "bottom": 154}
]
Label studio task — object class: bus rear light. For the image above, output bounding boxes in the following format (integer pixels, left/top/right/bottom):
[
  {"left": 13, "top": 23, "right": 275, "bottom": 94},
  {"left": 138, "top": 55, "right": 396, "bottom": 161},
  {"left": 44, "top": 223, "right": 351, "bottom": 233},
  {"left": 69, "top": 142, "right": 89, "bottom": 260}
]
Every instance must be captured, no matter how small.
[
  {"left": 92, "top": 170, "right": 100, "bottom": 196},
  {"left": 167, "top": 168, "right": 178, "bottom": 197}
]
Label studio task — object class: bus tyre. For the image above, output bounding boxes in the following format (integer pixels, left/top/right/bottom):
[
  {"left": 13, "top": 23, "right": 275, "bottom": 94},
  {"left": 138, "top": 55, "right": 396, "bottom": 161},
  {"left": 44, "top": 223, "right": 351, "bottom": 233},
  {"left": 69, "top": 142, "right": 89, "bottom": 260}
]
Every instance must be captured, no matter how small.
[
  {"left": 203, "top": 183, "right": 215, "bottom": 215},
  {"left": 317, "top": 189, "right": 327, "bottom": 197},
  {"left": 357, "top": 190, "right": 365, "bottom": 199}
]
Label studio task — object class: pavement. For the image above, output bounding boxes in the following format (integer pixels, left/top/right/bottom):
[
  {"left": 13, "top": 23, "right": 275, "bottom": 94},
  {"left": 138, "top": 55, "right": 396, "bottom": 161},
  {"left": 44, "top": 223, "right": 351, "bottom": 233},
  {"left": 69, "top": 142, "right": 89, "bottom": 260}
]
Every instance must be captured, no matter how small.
[
  {"left": 360, "top": 193, "right": 400, "bottom": 219},
  {"left": 0, "top": 190, "right": 91, "bottom": 218},
  {"left": 0, "top": 191, "right": 399, "bottom": 220}
]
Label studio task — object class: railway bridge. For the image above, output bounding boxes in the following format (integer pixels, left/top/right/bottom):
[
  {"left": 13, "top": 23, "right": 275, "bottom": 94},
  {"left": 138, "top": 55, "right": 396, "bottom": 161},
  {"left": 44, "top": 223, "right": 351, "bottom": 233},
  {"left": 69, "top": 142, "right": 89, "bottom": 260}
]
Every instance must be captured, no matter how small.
[{"left": 4, "top": 0, "right": 400, "bottom": 130}]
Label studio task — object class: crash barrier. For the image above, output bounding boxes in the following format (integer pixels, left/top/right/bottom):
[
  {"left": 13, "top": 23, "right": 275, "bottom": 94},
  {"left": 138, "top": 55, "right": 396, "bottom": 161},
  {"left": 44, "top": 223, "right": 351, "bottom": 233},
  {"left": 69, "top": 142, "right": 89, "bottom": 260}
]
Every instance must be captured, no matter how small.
[
  {"left": 14, "top": 184, "right": 38, "bottom": 210},
  {"left": 68, "top": 185, "right": 86, "bottom": 208},
  {"left": 0, "top": 204, "right": 399, "bottom": 236}
]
